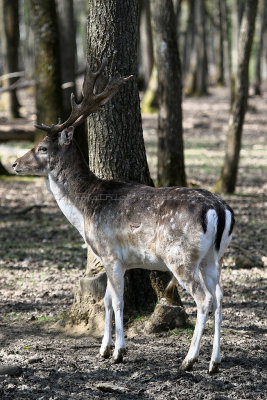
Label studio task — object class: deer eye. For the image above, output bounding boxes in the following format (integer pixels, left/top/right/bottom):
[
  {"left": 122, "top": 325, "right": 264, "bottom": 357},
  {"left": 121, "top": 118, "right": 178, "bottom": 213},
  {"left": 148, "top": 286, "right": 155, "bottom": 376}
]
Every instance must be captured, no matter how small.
[{"left": 38, "top": 146, "right": 47, "bottom": 153}]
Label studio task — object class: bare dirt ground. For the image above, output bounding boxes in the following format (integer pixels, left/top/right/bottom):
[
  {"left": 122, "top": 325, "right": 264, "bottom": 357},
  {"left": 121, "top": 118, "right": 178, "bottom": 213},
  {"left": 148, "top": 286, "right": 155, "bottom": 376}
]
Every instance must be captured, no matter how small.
[{"left": 0, "top": 87, "right": 266, "bottom": 399}]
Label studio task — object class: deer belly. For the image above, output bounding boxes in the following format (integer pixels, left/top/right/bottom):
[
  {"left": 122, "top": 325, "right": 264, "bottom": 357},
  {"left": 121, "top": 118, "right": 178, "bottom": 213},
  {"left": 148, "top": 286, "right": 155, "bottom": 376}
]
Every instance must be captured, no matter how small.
[{"left": 122, "top": 246, "right": 167, "bottom": 271}]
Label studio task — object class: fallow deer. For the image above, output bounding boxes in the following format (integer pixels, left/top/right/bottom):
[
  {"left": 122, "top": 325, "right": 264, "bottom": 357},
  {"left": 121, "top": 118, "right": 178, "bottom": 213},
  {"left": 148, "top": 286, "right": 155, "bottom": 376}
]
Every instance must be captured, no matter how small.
[{"left": 13, "top": 58, "right": 234, "bottom": 374}]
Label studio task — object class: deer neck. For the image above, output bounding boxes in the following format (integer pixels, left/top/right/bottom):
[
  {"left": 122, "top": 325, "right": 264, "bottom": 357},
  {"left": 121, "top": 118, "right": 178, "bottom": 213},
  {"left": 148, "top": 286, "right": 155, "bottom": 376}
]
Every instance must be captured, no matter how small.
[{"left": 47, "top": 142, "right": 99, "bottom": 240}]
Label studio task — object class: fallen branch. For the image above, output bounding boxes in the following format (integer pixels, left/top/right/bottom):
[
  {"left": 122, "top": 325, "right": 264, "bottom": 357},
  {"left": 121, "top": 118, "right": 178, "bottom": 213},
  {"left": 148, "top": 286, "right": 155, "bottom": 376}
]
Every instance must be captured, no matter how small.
[
  {"left": 0, "top": 68, "right": 86, "bottom": 93},
  {"left": 0, "top": 129, "right": 35, "bottom": 142},
  {"left": 0, "top": 79, "right": 35, "bottom": 93}
]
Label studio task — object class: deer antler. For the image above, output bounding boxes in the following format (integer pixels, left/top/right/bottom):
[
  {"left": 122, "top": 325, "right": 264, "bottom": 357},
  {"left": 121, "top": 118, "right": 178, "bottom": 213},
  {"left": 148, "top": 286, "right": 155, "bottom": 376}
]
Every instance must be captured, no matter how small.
[{"left": 35, "top": 58, "right": 133, "bottom": 136}]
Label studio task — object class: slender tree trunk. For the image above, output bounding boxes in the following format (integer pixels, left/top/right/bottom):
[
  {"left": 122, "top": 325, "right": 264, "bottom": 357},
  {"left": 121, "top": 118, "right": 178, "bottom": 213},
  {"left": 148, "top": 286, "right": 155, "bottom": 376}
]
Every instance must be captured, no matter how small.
[
  {"left": 0, "top": 0, "right": 21, "bottom": 118},
  {"left": 254, "top": 0, "right": 267, "bottom": 95},
  {"left": 30, "top": 0, "right": 63, "bottom": 142},
  {"left": 221, "top": 0, "right": 232, "bottom": 87},
  {"left": 138, "top": 0, "right": 154, "bottom": 90},
  {"left": 55, "top": 0, "right": 88, "bottom": 161},
  {"left": 184, "top": 0, "right": 208, "bottom": 96},
  {"left": 55, "top": 0, "right": 76, "bottom": 114},
  {"left": 21, "top": 0, "right": 35, "bottom": 79},
  {"left": 182, "top": 0, "right": 194, "bottom": 79},
  {"left": 141, "top": 64, "right": 159, "bottom": 112},
  {"left": 216, "top": 0, "right": 225, "bottom": 85},
  {"left": 231, "top": 0, "right": 246, "bottom": 106},
  {"left": 215, "top": 0, "right": 258, "bottom": 194},
  {"left": 150, "top": 0, "right": 186, "bottom": 187}
]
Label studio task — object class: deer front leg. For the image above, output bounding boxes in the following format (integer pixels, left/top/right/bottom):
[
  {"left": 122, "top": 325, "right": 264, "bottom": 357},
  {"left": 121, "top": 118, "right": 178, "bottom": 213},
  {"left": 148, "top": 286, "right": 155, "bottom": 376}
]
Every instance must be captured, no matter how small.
[
  {"left": 100, "top": 282, "right": 113, "bottom": 358},
  {"left": 105, "top": 261, "right": 126, "bottom": 363}
]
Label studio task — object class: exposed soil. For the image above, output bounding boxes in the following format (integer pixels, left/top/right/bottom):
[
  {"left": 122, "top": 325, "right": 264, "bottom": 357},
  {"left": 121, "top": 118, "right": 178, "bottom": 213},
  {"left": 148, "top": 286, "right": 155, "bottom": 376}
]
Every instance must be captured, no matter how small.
[{"left": 0, "top": 87, "right": 266, "bottom": 399}]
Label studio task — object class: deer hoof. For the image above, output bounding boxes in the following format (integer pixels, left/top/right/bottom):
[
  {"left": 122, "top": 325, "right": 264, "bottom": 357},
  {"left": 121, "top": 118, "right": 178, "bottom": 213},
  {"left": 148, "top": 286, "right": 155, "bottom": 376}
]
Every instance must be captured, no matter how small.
[
  {"left": 112, "top": 348, "right": 126, "bottom": 364},
  {"left": 180, "top": 358, "right": 197, "bottom": 372},
  {"left": 208, "top": 361, "right": 220, "bottom": 374},
  {"left": 100, "top": 346, "right": 112, "bottom": 359}
]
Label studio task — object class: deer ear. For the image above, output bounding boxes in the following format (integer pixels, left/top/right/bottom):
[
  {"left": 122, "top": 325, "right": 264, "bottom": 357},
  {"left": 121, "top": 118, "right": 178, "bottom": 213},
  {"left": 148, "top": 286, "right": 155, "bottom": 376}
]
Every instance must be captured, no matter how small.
[{"left": 59, "top": 126, "right": 74, "bottom": 146}]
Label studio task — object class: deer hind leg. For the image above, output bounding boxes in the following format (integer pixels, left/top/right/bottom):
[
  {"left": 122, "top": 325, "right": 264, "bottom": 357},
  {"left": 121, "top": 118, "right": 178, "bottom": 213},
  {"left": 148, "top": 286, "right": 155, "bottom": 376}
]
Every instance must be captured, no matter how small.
[
  {"left": 100, "top": 281, "right": 113, "bottom": 358},
  {"left": 200, "top": 254, "right": 223, "bottom": 374},
  {"left": 104, "top": 261, "right": 126, "bottom": 363},
  {"left": 168, "top": 261, "right": 213, "bottom": 372}
]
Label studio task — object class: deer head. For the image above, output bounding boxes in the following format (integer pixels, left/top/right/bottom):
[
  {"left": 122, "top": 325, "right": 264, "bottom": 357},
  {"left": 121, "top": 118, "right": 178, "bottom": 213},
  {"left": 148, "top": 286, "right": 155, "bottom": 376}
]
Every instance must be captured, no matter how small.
[{"left": 13, "top": 58, "right": 132, "bottom": 175}]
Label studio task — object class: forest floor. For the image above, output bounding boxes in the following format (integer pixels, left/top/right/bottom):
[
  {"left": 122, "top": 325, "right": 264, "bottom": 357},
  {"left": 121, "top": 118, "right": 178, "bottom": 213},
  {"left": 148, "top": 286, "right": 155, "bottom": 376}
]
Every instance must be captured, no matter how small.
[{"left": 0, "top": 87, "right": 266, "bottom": 399}]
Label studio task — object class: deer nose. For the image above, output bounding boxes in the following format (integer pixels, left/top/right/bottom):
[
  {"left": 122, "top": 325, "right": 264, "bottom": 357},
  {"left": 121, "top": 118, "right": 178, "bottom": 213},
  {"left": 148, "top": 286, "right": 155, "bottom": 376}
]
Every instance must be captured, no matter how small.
[{"left": 12, "top": 162, "right": 17, "bottom": 169}]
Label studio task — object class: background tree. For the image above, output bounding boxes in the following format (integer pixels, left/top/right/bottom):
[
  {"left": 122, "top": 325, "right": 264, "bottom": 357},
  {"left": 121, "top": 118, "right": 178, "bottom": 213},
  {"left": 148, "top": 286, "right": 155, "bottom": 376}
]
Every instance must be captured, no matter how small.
[
  {"left": 55, "top": 0, "right": 88, "bottom": 160},
  {"left": 184, "top": 0, "right": 208, "bottom": 96},
  {"left": 221, "top": 0, "right": 232, "bottom": 87},
  {"left": 216, "top": 0, "right": 225, "bottom": 85},
  {"left": 150, "top": 0, "right": 186, "bottom": 187},
  {"left": 215, "top": 0, "right": 259, "bottom": 194},
  {"left": 0, "top": 0, "right": 21, "bottom": 118},
  {"left": 138, "top": 0, "right": 154, "bottom": 90},
  {"left": 55, "top": 0, "right": 76, "bottom": 115},
  {"left": 30, "top": 0, "right": 63, "bottom": 141},
  {"left": 254, "top": 0, "right": 267, "bottom": 95}
]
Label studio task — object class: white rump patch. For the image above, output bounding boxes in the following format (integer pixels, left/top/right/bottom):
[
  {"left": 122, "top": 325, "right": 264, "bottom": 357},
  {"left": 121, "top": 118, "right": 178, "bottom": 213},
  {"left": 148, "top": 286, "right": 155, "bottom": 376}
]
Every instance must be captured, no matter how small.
[
  {"left": 218, "top": 209, "right": 232, "bottom": 258},
  {"left": 198, "top": 209, "right": 217, "bottom": 257}
]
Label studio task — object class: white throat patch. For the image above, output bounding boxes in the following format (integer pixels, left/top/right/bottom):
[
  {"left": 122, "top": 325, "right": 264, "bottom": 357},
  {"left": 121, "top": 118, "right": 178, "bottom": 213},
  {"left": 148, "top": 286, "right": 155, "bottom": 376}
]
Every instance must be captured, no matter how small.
[{"left": 48, "top": 174, "right": 85, "bottom": 240}]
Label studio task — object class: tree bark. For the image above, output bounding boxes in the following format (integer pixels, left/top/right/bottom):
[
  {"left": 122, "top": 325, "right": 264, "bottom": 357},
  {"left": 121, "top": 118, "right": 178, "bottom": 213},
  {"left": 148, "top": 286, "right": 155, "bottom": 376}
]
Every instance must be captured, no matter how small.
[
  {"left": 86, "top": 2, "right": 152, "bottom": 185},
  {"left": 150, "top": 0, "right": 186, "bottom": 187},
  {"left": 254, "top": 0, "right": 267, "bottom": 96},
  {"left": 0, "top": 0, "right": 21, "bottom": 118},
  {"left": 30, "top": 0, "right": 63, "bottom": 142},
  {"left": 215, "top": 0, "right": 258, "bottom": 194}
]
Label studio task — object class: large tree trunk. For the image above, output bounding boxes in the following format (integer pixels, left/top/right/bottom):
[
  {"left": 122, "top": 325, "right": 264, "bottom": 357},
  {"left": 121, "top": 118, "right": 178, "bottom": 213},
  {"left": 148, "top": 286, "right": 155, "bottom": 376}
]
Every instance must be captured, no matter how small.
[
  {"left": 150, "top": 0, "right": 186, "bottom": 187},
  {"left": 254, "top": 0, "right": 267, "bottom": 96},
  {"left": 215, "top": 0, "right": 258, "bottom": 194},
  {"left": 30, "top": 0, "right": 63, "bottom": 141},
  {"left": 184, "top": 0, "right": 208, "bottom": 96},
  {"left": 67, "top": 0, "right": 156, "bottom": 335},
  {"left": 65, "top": 0, "right": 186, "bottom": 336},
  {"left": 0, "top": 0, "right": 21, "bottom": 118}
]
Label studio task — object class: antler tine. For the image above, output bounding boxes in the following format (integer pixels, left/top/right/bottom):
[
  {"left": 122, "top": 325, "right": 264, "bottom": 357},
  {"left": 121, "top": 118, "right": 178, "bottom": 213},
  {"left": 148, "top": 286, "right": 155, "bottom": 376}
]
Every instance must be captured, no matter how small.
[
  {"left": 35, "top": 123, "right": 54, "bottom": 133},
  {"left": 82, "top": 57, "right": 107, "bottom": 98},
  {"left": 93, "top": 73, "right": 133, "bottom": 106},
  {"left": 34, "top": 57, "right": 132, "bottom": 137}
]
